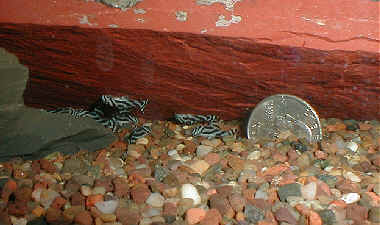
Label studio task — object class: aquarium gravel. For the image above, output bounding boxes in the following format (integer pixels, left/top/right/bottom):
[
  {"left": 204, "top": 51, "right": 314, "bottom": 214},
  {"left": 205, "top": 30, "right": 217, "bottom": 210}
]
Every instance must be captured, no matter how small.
[{"left": 0, "top": 117, "right": 379, "bottom": 225}]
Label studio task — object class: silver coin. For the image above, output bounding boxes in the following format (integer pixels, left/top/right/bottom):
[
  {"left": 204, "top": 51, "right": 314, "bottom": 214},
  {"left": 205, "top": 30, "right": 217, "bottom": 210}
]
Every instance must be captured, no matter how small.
[{"left": 247, "top": 94, "right": 322, "bottom": 143}]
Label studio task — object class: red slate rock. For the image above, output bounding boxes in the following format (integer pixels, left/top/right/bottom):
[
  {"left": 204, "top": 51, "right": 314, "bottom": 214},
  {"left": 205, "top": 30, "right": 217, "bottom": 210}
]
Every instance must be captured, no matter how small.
[
  {"left": 116, "top": 207, "right": 141, "bottom": 225},
  {"left": 1, "top": 179, "right": 17, "bottom": 204},
  {"left": 209, "top": 194, "right": 235, "bottom": 219},
  {"left": 46, "top": 207, "right": 63, "bottom": 224},
  {"left": 74, "top": 210, "right": 93, "bottom": 225},
  {"left": 228, "top": 193, "right": 247, "bottom": 212},
  {"left": 1, "top": 23, "right": 378, "bottom": 121},
  {"left": 199, "top": 209, "right": 223, "bottom": 225},
  {"left": 130, "top": 184, "right": 151, "bottom": 204},
  {"left": 346, "top": 204, "right": 369, "bottom": 224},
  {"left": 274, "top": 207, "right": 298, "bottom": 225},
  {"left": 39, "top": 159, "right": 56, "bottom": 173},
  {"left": 113, "top": 177, "right": 129, "bottom": 198}
]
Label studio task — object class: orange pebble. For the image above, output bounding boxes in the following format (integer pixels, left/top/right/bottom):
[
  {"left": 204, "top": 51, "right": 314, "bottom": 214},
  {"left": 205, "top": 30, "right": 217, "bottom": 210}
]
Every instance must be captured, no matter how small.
[
  {"left": 308, "top": 210, "right": 323, "bottom": 225},
  {"left": 32, "top": 206, "right": 45, "bottom": 217},
  {"left": 86, "top": 194, "right": 104, "bottom": 208}
]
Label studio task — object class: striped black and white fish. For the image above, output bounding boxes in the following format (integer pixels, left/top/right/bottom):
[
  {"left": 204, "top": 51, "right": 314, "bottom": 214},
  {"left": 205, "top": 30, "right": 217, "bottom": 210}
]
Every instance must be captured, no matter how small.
[
  {"left": 100, "top": 95, "right": 148, "bottom": 113},
  {"left": 174, "top": 114, "right": 219, "bottom": 125},
  {"left": 191, "top": 123, "right": 237, "bottom": 139},
  {"left": 126, "top": 124, "right": 152, "bottom": 144},
  {"left": 113, "top": 113, "right": 139, "bottom": 127},
  {"left": 46, "top": 107, "right": 91, "bottom": 119}
]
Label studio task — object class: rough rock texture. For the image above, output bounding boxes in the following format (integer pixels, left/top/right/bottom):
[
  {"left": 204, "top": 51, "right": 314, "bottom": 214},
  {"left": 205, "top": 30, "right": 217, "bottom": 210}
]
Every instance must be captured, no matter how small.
[
  {"left": 0, "top": 0, "right": 379, "bottom": 121},
  {"left": 0, "top": 48, "right": 116, "bottom": 162}
]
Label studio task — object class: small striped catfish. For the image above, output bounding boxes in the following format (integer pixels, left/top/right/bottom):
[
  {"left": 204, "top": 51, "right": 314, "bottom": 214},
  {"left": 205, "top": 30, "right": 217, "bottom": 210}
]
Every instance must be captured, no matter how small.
[
  {"left": 126, "top": 124, "right": 152, "bottom": 144},
  {"left": 174, "top": 114, "right": 219, "bottom": 125},
  {"left": 113, "top": 113, "right": 139, "bottom": 128},
  {"left": 192, "top": 123, "right": 237, "bottom": 139},
  {"left": 46, "top": 107, "right": 91, "bottom": 119},
  {"left": 100, "top": 95, "right": 148, "bottom": 113}
]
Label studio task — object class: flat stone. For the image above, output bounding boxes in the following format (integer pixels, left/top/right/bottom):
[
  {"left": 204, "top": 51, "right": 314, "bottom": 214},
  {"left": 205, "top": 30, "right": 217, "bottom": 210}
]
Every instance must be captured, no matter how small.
[
  {"left": 146, "top": 193, "right": 165, "bottom": 208},
  {"left": 244, "top": 204, "right": 265, "bottom": 224},
  {"left": 209, "top": 195, "right": 235, "bottom": 219},
  {"left": 317, "top": 209, "right": 336, "bottom": 225},
  {"left": 274, "top": 207, "right": 298, "bottom": 225},
  {"left": 277, "top": 183, "right": 302, "bottom": 202}
]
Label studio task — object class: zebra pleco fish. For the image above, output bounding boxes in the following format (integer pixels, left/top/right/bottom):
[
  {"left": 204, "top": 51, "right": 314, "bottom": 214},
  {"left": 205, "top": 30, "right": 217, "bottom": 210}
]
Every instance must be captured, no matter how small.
[
  {"left": 46, "top": 107, "right": 91, "bottom": 119},
  {"left": 113, "top": 113, "right": 139, "bottom": 128},
  {"left": 174, "top": 114, "right": 219, "bottom": 125},
  {"left": 126, "top": 124, "right": 152, "bottom": 144},
  {"left": 46, "top": 94, "right": 148, "bottom": 133},
  {"left": 101, "top": 95, "right": 148, "bottom": 113},
  {"left": 192, "top": 123, "right": 237, "bottom": 139}
]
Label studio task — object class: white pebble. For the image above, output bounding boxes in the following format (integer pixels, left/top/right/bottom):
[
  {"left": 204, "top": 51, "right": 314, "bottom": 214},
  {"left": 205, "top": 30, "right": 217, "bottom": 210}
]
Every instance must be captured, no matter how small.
[
  {"left": 247, "top": 151, "right": 261, "bottom": 160},
  {"left": 345, "top": 142, "right": 358, "bottom": 152},
  {"left": 341, "top": 193, "right": 360, "bottom": 204},
  {"left": 80, "top": 185, "right": 92, "bottom": 196},
  {"left": 146, "top": 193, "right": 165, "bottom": 208},
  {"left": 95, "top": 200, "right": 119, "bottom": 214},
  {"left": 181, "top": 184, "right": 201, "bottom": 206},
  {"left": 301, "top": 182, "right": 317, "bottom": 200},
  {"left": 10, "top": 216, "right": 27, "bottom": 225},
  {"left": 168, "top": 150, "right": 178, "bottom": 156},
  {"left": 136, "top": 137, "right": 149, "bottom": 145},
  {"left": 343, "top": 171, "right": 361, "bottom": 183}
]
